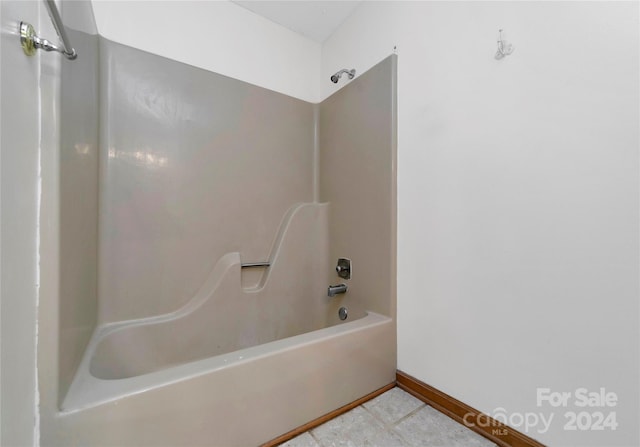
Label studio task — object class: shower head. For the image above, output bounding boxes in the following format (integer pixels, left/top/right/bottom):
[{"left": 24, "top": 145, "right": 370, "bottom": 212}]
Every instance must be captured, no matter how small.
[{"left": 330, "top": 68, "right": 356, "bottom": 84}]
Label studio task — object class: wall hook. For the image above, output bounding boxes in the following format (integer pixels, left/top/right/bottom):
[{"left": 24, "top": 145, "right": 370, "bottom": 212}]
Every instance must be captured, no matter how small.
[{"left": 495, "top": 29, "right": 514, "bottom": 60}]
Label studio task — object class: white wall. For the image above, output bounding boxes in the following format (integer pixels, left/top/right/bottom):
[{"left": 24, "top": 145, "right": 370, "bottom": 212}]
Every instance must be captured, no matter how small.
[
  {"left": 1, "top": 1, "right": 61, "bottom": 445},
  {"left": 322, "top": 2, "right": 639, "bottom": 446},
  {"left": 0, "top": 4, "right": 39, "bottom": 445},
  {"left": 90, "top": 0, "right": 321, "bottom": 102}
]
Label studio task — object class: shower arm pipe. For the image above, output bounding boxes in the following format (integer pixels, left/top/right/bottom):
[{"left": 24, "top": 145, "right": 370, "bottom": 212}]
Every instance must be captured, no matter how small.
[
  {"left": 335, "top": 69, "right": 355, "bottom": 78},
  {"left": 19, "top": 0, "right": 77, "bottom": 60},
  {"left": 330, "top": 68, "right": 356, "bottom": 83}
]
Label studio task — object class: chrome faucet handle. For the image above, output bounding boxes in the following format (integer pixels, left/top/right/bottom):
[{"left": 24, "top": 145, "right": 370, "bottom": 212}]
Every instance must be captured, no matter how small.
[{"left": 336, "top": 258, "right": 351, "bottom": 280}]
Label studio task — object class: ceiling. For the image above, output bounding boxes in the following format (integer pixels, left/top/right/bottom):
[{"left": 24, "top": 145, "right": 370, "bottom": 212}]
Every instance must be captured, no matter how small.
[{"left": 231, "top": 1, "right": 361, "bottom": 43}]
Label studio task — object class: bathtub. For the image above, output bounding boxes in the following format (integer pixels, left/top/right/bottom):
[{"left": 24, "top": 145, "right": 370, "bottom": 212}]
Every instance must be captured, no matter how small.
[
  {"left": 53, "top": 204, "right": 395, "bottom": 445},
  {"left": 55, "top": 309, "right": 395, "bottom": 446}
]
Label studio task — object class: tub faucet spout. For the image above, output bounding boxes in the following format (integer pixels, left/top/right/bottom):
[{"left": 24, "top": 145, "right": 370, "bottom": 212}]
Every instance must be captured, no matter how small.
[{"left": 328, "top": 284, "right": 348, "bottom": 297}]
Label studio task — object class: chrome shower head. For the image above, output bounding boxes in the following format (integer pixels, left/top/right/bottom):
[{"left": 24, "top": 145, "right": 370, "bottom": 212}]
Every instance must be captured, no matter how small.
[{"left": 330, "top": 68, "right": 356, "bottom": 84}]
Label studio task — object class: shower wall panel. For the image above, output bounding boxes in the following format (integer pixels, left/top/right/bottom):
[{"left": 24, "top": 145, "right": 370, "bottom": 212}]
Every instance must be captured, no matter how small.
[
  {"left": 98, "top": 40, "right": 315, "bottom": 323},
  {"left": 319, "top": 55, "right": 397, "bottom": 320},
  {"left": 58, "top": 25, "right": 100, "bottom": 400}
]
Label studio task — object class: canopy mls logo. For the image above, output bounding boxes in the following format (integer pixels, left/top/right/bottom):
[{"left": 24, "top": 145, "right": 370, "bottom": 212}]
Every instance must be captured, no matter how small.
[
  {"left": 462, "top": 407, "right": 554, "bottom": 435},
  {"left": 463, "top": 387, "right": 619, "bottom": 435}
]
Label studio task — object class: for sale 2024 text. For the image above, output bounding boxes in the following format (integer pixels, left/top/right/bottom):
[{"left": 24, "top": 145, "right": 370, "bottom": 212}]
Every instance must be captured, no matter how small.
[{"left": 537, "top": 387, "right": 618, "bottom": 431}]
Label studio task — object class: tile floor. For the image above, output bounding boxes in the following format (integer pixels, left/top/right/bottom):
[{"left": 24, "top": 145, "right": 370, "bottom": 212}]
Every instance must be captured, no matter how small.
[{"left": 279, "top": 387, "right": 497, "bottom": 447}]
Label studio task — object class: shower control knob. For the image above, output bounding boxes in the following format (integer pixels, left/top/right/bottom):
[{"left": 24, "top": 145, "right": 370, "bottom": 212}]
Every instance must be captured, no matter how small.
[{"left": 336, "top": 258, "right": 351, "bottom": 280}]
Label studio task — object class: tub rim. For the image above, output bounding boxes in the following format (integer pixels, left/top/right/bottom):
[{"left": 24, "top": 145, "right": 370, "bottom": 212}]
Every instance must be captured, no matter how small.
[{"left": 61, "top": 310, "right": 391, "bottom": 414}]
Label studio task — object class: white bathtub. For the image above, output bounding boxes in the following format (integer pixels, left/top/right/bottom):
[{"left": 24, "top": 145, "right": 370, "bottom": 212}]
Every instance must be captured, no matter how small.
[{"left": 53, "top": 310, "right": 395, "bottom": 446}]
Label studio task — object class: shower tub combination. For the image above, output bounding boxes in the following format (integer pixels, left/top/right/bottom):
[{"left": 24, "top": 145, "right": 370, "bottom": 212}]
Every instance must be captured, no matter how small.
[
  {"left": 42, "top": 16, "right": 397, "bottom": 447},
  {"left": 60, "top": 305, "right": 394, "bottom": 446}
]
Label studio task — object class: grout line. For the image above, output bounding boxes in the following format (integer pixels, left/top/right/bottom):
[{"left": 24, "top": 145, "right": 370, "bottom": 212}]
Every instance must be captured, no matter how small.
[
  {"left": 307, "top": 425, "right": 323, "bottom": 447},
  {"left": 359, "top": 393, "right": 426, "bottom": 447},
  {"left": 361, "top": 389, "right": 426, "bottom": 429},
  {"left": 391, "top": 402, "right": 428, "bottom": 427},
  {"left": 309, "top": 408, "right": 357, "bottom": 447},
  {"left": 360, "top": 404, "right": 388, "bottom": 429},
  {"left": 342, "top": 405, "right": 363, "bottom": 446},
  {"left": 389, "top": 426, "right": 413, "bottom": 447},
  {"left": 280, "top": 389, "right": 501, "bottom": 447}
]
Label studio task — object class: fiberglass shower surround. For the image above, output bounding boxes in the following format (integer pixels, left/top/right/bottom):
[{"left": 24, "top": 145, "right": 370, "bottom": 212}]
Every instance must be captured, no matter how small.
[{"left": 42, "top": 26, "right": 397, "bottom": 446}]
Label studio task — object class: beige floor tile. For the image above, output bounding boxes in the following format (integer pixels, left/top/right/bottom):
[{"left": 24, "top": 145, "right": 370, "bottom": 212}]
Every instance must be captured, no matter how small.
[
  {"left": 393, "top": 405, "right": 496, "bottom": 447},
  {"left": 280, "top": 432, "right": 320, "bottom": 447},
  {"left": 363, "top": 388, "right": 424, "bottom": 425},
  {"left": 278, "top": 388, "right": 497, "bottom": 447}
]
